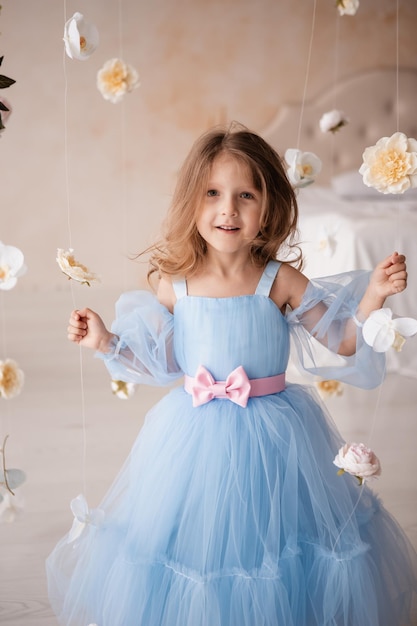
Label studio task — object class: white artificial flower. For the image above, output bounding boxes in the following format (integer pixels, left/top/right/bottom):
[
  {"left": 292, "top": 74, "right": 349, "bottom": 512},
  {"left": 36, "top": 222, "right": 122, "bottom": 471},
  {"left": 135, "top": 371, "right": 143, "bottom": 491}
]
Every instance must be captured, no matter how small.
[
  {"left": 334, "top": 442, "right": 381, "bottom": 486},
  {"left": 0, "top": 242, "right": 27, "bottom": 290},
  {"left": 319, "top": 109, "right": 349, "bottom": 134},
  {"left": 362, "top": 308, "right": 417, "bottom": 353},
  {"left": 0, "top": 488, "right": 24, "bottom": 523},
  {"left": 0, "top": 359, "right": 24, "bottom": 399},
  {"left": 336, "top": 0, "right": 360, "bottom": 16},
  {"left": 56, "top": 248, "right": 100, "bottom": 286},
  {"left": 284, "top": 148, "right": 322, "bottom": 189},
  {"left": 316, "top": 223, "right": 339, "bottom": 257},
  {"left": 63, "top": 12, "right": 99, "bottom": 61},
  {"left": 68, "top": 494, "right": 105, "bottom": 543},
  {"left": 97, "top": 58, "right": 140, "bottom": 104},
  {"left": 111, "top": 380, "right": 135, "bottom": 400},
  {"left": 359, "top": 132, "right": 417, "bottom": 194}
]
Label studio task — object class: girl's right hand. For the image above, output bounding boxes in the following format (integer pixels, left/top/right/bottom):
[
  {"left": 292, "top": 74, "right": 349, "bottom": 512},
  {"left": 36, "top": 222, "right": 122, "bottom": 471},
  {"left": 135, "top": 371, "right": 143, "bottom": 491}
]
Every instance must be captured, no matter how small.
[{"left": 67, "top": 308, "right": 116, "bottom": 353}]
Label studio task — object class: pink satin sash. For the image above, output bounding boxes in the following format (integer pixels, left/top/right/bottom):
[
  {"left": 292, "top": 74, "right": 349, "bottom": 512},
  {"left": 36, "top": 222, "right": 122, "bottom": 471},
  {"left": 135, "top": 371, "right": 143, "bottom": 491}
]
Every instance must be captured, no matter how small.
[{"left": 184, "top": 365, "right": 286, "bottom": 408}]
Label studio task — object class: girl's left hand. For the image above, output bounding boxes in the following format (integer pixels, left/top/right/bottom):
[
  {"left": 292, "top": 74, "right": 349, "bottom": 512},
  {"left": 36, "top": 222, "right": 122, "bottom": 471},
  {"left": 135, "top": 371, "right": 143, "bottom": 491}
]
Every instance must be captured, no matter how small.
[{"left": 371, "top": 252, "right": 407, "bottom": 298}]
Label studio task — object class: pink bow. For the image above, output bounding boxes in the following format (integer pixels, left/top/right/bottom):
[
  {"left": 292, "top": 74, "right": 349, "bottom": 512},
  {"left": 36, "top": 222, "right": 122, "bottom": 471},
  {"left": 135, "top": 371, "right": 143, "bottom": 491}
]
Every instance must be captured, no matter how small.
[{"left": 186, "top": 365, "right": 251, "bottom": 408}]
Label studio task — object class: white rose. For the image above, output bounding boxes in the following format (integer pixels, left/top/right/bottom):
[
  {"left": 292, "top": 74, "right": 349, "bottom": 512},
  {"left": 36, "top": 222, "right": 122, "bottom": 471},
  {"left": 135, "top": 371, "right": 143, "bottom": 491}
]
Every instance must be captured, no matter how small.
[
  {"left": 319, "top": 109, "right": 349, "bottom": 134},
  {"left": 334, "top": 442, "right": 381, "bottom": 485},
  {"left": 0, "top": 242, "right": 27, "bottom": 290}
]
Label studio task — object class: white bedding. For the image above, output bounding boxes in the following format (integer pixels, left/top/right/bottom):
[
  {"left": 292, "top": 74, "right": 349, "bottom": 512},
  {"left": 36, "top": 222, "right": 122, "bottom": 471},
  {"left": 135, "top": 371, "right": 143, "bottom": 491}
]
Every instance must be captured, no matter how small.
[{"left": 296, "top": 185, "right": 417, "bottom": 378}]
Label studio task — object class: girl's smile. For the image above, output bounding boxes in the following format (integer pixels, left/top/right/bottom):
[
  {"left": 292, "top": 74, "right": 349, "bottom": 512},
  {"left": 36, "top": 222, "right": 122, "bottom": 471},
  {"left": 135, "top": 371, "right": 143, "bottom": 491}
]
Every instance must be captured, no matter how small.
[{"left": 196, "top": 153, "right": 262, "bottom": 257}]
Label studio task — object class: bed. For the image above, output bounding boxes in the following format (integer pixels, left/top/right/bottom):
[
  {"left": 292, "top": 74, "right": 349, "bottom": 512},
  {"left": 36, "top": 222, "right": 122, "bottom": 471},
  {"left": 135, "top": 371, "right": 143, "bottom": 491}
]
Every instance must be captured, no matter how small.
[{"left": 264, "top": 67, "right": 417, "bottom": 379}]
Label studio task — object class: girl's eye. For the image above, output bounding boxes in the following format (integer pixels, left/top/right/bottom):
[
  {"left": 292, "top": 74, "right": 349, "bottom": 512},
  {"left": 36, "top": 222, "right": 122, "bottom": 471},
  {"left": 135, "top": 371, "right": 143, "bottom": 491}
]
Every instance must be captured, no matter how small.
[
  {"left": 241, "top": 192, "right": 254, "bottom": 199},
  {"left": 207, "top": 189, "right": 218, "bottom": 197}
]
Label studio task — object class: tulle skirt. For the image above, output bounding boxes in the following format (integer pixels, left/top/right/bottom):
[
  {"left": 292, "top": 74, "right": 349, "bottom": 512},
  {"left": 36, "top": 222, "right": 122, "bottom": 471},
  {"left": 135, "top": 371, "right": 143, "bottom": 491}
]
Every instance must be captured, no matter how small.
[{"left": 46, "top": 383, "right": 417, "bottom": 625}]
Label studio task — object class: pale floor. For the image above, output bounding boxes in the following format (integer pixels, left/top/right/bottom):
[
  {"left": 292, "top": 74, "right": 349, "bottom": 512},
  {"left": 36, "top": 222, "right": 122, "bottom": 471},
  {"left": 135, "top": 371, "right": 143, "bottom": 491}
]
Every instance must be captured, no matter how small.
[{"left": 1, "top": 289, "right": 416, "bottom": 626}]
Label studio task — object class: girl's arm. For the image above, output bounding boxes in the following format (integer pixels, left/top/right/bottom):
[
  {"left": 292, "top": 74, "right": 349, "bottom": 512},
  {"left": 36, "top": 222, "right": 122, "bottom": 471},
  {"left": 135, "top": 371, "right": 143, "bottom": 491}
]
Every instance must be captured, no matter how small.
[{"left": 273, "top": 252, "right": 407, "bottom": 357}]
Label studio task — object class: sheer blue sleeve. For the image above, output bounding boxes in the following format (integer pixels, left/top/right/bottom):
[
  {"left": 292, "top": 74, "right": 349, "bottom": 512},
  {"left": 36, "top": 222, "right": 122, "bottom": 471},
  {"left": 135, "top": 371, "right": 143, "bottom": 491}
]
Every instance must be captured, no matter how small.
[
  {"left": 286, "top": 270, "right": 385, "bottom": 389},
  {"left": 96, "top": 291, "right": 183, "bottom": 386}
]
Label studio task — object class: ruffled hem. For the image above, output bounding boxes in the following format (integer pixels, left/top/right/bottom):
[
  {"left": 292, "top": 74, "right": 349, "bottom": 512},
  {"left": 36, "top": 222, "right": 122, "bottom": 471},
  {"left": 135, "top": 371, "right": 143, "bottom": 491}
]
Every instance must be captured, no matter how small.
[{"left": 46, "top": 385, "right": 417, "bottom": 626}]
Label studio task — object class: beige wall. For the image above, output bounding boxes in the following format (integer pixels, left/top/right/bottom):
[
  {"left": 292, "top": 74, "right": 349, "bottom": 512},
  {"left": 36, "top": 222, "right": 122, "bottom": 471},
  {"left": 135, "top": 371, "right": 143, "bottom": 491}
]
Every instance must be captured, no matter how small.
[{"left": 2, "top": 0, "right": 417, "bottom": 291}]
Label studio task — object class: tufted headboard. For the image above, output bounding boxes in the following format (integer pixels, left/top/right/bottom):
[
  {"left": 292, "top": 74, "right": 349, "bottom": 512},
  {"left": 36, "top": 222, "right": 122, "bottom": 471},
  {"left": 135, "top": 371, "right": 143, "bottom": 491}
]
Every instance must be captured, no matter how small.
[{"left": 263, "top": 67, "right": 417, "bottom": 185}]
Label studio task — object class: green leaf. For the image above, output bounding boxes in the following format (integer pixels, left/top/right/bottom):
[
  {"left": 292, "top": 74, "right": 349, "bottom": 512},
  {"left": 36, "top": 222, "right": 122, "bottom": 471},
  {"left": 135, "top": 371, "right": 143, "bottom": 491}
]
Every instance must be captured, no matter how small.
[
  {"left": 0, "top": 100, "right": 9, "bottom": 111},
  {"left": 0, "top": 468, "right": 26, "bottom": 490},
  {"left": 0, "top": 75, "right": 16, "bottom": 89}
]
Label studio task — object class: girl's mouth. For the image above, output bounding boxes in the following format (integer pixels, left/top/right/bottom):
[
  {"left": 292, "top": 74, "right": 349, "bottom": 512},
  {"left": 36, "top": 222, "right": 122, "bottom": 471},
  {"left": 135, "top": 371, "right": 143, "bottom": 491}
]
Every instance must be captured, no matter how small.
[{"left": 217, "top": 226, "right": 239, "bottom": 231}]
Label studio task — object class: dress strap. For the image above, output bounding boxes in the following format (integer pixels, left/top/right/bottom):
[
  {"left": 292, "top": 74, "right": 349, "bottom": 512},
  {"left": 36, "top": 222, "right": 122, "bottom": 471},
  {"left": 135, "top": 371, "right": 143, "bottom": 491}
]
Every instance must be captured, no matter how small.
[
  {"left": 172, "top": 278, "right": 187, "bottom": 300},
  {"left": 255, "top": 260, "right": 281, "bottom": 296}
]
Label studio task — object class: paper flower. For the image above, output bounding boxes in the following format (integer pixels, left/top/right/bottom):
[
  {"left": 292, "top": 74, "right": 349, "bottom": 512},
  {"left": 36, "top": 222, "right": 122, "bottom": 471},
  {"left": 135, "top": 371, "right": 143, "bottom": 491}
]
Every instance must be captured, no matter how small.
[
  {"left": 0, "top": 359, "right": 24, "bottom": 399},
  {"left": 336, "top": 0, "right": 360, "bottom": 16},
  {"left": 56, "top": 248, "right": 100, "bottom": 286},
  {"left": 97, "top": 58, "right": 140, "bottom": 104},
  {"left": 284, "top": 149, "right": 322, "bottom": 189},
  {"left": 319, "top": 109, "right": 349, "bottom": 134},
  {"left": 63, "top": 12, "right": 99, "bottom": 61},
  {"left": 362, "top": 308, "right": 417, "bottom": 353},
  {"left": 111, "top": 380, "right": 135, "bottom": 400},
  {"left": 0, "top": 242, "right": 27, "bottom": 290},
  {"left": 334, "top": 443, "right": 381, "bottom": 486},
  {"left": 359, "top": 132, "right": 417, "bottom": 195},
  {"left": 68, "top": 494, "right": 105, "bottom": 543},
  {"left": 316, "top": 379, "right": 344, "bottom": 399}
]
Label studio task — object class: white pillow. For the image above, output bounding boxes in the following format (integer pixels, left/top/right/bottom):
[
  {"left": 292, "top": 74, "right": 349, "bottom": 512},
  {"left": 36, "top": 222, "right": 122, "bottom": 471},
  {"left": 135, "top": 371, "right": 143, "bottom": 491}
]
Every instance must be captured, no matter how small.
[{"left": 331, "top": 170, "right": 417, "bottom": 200}]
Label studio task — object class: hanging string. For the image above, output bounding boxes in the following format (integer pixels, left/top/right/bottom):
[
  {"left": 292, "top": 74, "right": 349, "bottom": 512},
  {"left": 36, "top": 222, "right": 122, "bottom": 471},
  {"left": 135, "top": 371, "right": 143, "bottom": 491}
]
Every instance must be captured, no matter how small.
[
  {"left": 395, "top": 0, "right": 400, "bottom": 133},
  {"left": 62, "top": 0, "right": 88, "bottom": 498},
  {"left": 118, "top": 0, "right": 129, "bottom": 292},
  {"left": 296, "top": 0, "right": 317, "bottom": 151}
]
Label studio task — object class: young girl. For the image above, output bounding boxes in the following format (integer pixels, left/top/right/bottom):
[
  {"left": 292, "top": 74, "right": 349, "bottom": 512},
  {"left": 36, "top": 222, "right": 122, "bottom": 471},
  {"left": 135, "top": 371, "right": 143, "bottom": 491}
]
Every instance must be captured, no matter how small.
[{"left": 47, "top": 126, "right": 417, "bottom": 626}]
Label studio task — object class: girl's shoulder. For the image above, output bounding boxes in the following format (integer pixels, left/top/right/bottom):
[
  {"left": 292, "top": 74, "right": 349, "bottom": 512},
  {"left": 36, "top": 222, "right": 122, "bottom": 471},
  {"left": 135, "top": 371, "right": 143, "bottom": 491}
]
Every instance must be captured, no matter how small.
[
  {"left": 156, "top": 274, "right": 176, "bottom": 313},
  {"left": 270, "top": 262, "right": 309, "bottom": 311}
]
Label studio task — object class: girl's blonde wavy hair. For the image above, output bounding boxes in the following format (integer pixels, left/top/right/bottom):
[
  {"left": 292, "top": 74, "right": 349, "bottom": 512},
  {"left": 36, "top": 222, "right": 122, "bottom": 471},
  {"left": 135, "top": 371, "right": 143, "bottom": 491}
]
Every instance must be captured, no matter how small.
[{"left": 147, "top": 123, "right": 302, "bottom": 280}]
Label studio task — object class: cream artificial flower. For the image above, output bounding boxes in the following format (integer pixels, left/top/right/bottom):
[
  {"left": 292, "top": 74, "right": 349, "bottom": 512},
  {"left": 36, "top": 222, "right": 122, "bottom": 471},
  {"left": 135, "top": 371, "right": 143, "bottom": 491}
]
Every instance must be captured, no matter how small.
[
  {"left": 0, "top": 359, "right": 24, "bottom": 399},
  {"left": 362, "top": 308, "right": 417, "bottom": 353},
  {"left": 316, "top": 379, "right": 344, "bottom": 399},
  {"left": 359, "top": 132, "right": 417, "bottom": 194},
  {"left": 336, "top": 0, "right": 360, "bottom": 16},
  {"left": 56, "top": 248, "right": 100, "bottom": 286},
  {"left": 0, "top": 242, "right": 27, "bottom": 290},
  {"left": 334, "top": 442, "right": 381, "bottom": 486},
  {"left": 284, "top": 149, "right": 322, "bottom": 189},
  {"left": 97, "top": 58, "right": 140, "bottom": 104},
  {"left": 111, "top": 380, "right": 135, "bottom": 400},
  {"left": 63, "top": 12, "right": 99, "bottom": 61},
  {"left": 319, "top": 109, "right": 349, "bottom": 134}
]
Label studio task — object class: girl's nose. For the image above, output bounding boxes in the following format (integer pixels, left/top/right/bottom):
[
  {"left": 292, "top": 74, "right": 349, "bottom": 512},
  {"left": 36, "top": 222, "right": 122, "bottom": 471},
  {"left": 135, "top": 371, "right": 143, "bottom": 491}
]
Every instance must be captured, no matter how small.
[{"left": 221, "top": 196, "right": 238, "bottom": 216}]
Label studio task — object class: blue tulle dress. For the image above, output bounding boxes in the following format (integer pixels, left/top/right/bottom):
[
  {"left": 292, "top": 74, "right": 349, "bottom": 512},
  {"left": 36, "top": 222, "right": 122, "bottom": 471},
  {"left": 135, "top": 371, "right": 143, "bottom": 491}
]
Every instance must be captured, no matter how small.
[{"left": 46, "top": 261, "right": 417, "bottom": 626}]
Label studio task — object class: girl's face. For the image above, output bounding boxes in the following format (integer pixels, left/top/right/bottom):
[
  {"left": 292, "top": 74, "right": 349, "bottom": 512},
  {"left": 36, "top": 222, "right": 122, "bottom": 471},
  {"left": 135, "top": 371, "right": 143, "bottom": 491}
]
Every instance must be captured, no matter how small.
[{"left": 196, "top": 153, "right": 262, "bottom": 259}]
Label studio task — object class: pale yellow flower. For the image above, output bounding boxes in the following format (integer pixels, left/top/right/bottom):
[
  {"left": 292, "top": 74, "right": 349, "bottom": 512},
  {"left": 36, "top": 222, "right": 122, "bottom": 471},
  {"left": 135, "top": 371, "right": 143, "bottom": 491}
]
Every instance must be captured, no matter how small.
[
  {"left": 359, "top": 132, "right": 417, "bottom": 194},
  {"left": 0, "top": 242, "right": 27, "bottom": 290},
  {"left": 97, "top": 58, "right": 140, "bottom": 104},
  {"left": 111, "top": 380, "right": 135, "bottom": 399},
  {"left": 0, "top": 359, "right": 24, "bottom": 399},
  {"left": 56, "top": 248, "right": 100, "bottom": 286},
  {"left": 316, "top": 379, "right": 344, "bottom": 399}
]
